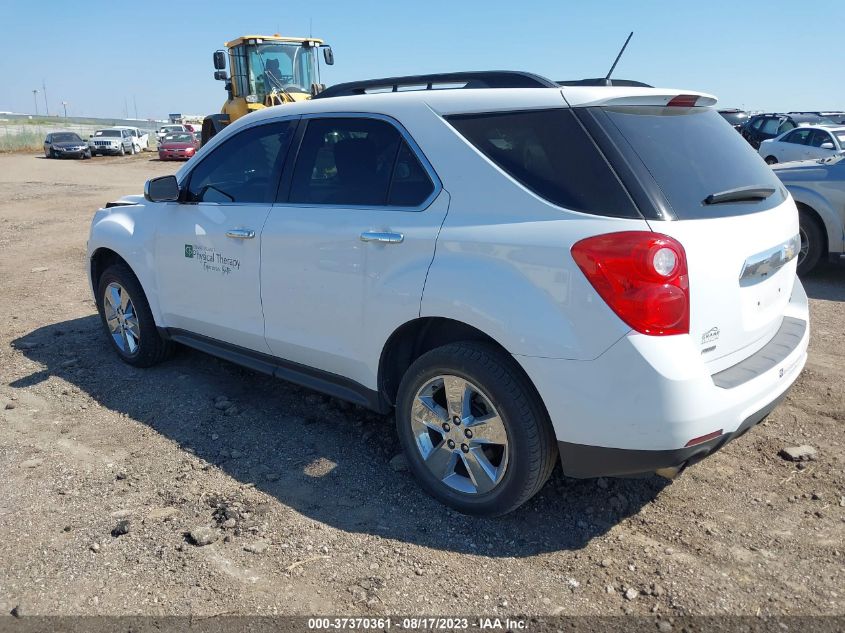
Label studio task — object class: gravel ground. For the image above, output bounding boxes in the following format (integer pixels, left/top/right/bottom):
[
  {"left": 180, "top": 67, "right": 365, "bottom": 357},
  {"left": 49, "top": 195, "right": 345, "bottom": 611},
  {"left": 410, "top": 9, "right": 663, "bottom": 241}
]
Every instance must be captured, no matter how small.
[{"left": 0, "top": 152, "right": 843, "bottom": 618}]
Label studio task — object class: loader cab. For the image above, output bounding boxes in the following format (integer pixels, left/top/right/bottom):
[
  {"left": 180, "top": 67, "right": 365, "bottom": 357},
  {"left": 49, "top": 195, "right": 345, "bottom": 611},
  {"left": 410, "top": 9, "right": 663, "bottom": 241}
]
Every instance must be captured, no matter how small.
[{"left": 216, "top": 36, "right": 332, "bottom": 115}]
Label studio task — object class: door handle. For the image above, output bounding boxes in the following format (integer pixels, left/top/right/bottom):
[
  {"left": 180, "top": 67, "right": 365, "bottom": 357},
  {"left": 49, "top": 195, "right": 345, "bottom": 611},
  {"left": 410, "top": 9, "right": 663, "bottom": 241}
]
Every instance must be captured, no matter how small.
[
  {"left": 226, "top": 229, "right": 255, "bottom": 239},
  {"left": 360, "top": 231, "right": 404, "bottom": 244}
]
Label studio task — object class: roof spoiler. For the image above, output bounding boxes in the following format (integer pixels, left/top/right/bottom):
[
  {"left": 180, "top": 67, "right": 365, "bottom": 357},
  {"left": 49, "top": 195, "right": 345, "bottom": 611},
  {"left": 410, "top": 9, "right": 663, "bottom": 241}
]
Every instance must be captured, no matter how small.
[{"left": 312, "top": 71, "right": 559, "bottom": 99}]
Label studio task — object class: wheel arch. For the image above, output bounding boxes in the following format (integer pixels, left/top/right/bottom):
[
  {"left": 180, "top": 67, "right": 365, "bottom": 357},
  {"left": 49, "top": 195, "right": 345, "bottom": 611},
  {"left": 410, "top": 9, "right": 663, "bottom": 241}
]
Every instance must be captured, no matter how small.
[
  {"left": 89, "top": 246, "right": 161, "bottom": 325},
  {"left": 377, "top": 317, "right": 549, "bottom": 419},
  {"left": 794, "top": 200, "right": 830, "bottom": 256}
]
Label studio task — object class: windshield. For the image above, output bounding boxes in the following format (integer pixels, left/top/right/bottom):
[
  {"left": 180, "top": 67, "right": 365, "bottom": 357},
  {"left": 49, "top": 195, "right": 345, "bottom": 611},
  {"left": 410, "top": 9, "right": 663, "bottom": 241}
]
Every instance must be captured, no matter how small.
[
  {"left": 834, "top": 132, "right": 845, "bottom": 146},
  {"left": 599, "top": 106, "right": 785, "bottom": 219},
  {"left": 53, "top": 133, "right": 82, "bottom": 143},
  {"left": 247, "top": 42, "right": 318, "bottom": 102},
  {"left": 164, "top": 133, "right": 193, "bottom": 142},
  {"left": 95, "top": 130, "right": 121, "bottom": 137},
  {"left": 162, "top": 126, "right": 182, "bottom": 132}
]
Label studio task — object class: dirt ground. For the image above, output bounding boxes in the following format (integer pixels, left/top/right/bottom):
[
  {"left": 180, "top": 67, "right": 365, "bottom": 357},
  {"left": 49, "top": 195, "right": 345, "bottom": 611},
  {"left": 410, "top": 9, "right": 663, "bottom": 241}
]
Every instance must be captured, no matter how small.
[{"left": 0, "top": 151, "right": 843, "bottom": 619}]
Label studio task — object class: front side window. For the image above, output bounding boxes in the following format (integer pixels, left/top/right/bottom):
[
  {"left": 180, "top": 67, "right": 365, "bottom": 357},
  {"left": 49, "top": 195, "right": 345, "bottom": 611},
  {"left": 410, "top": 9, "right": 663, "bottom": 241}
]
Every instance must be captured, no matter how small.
[
  {"left": 288, "top": 117, "right": 433, "bottom": 207},
  {"left": 809, "top": 129, "right": 833, "bottom": 147},
  {"left": 186, "top": 121, "right": 296, "bottom": 204}
]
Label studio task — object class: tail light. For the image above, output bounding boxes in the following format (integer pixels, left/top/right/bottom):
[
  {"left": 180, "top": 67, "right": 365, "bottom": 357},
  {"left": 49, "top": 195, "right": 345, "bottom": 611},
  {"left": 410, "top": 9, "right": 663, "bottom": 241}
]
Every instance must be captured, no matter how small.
[
  {"left": 667, "top": 94, "right": 699, "bottom": 107},
  {"left": 571, "top": 231, "right": 690, "bottom": 336}
]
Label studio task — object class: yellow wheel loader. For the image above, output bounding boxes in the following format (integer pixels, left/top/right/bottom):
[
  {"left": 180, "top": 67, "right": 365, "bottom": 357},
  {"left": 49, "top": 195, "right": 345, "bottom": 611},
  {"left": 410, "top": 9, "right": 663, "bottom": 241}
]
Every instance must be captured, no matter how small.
[{"left": 201, "top": 34, "right": 334, "bottom": 145}]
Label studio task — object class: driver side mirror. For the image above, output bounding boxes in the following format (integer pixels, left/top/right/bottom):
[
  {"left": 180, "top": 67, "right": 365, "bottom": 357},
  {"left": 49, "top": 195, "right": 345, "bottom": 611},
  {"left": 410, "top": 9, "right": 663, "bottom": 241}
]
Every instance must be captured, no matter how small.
[
  {"left": 144, "top": 175, "right": 180, "bottom": 202},
  {"left": 820, "top": 142, "right": 835, "bottom": 150},
  {"left": 213, "top": 50, "right": 226, "bottom": 70},
  {"left": 322, "top": 46, "right": 334, "bottom": 66}
]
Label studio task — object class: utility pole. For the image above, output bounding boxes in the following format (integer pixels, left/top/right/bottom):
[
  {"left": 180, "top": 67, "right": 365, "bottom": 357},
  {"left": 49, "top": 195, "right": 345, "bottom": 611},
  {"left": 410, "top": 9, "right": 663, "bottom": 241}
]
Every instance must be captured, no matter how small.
[
  {"left": 124, "top": 97, "right": 129, "bottom": 119},
  {"left": 42, "top": 79, "right": 49, "bottom": 116},
  {"left": 62, "top": 101, "right": 68, "bottom": 119},
  {"left": 133, "top": 95, "right": 138, "bottom": 120},
  {"left": 32, "top": 89, "right": 39, "bottom": 116}
]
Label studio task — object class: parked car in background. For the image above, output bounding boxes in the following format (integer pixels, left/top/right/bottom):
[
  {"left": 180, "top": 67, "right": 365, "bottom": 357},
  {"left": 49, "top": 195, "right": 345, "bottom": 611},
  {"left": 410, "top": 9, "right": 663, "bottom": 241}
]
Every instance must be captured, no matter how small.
[
  {"left": 774, "top": 154, "right": 845, "bottom": 273},
  {"left": 789, "top": 111, "right": 845, "bottom": 124},
  {"left": 111, "top": 126, "right": 149, "bottom": 153},
  {"left": 89, "top": 128, "right": 136, "bottom": 156},
  {"left": 742, "top": 113, "right": 833, "bottom": 149},
  {"left": 156, "top": 124, "right": 188, "bottom": 144},
  {"left": 43, "top": 132, "right": 91, "bottom": 159},
  {"left": 759, "top": 126, "right": 845, "bottom": 164},
  {"left": 87, "top": 74, "right": 809, "bottom": 515},
  {"left": 157, "top": 132, "right": 200, "bottom": 161},
  {"left": 718, "top": 108, "right": 749, "bottom": 131}
]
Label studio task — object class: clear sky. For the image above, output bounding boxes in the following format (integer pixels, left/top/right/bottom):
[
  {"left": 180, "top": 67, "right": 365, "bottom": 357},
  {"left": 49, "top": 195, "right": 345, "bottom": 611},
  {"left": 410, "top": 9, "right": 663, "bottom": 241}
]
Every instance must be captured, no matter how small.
[{"left": 2, "top": 0, "right": 843, "bottom": 119}]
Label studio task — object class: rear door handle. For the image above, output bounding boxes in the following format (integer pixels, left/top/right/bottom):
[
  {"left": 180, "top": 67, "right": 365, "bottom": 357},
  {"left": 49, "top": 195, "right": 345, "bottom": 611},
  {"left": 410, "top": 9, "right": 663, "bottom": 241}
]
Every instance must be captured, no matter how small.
[
  {"left": 360, "top": 231, "right": 404, "bottom": 244},
  {"left": 226, "top": 229, "right": 255, "bottom": 239}
]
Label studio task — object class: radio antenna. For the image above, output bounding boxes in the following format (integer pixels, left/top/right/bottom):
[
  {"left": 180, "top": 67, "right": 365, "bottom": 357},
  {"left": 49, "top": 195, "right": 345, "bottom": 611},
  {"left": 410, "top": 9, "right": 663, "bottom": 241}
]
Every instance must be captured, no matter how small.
[{"left": 604, "top": 31, "right": 634, "bottom": 85}]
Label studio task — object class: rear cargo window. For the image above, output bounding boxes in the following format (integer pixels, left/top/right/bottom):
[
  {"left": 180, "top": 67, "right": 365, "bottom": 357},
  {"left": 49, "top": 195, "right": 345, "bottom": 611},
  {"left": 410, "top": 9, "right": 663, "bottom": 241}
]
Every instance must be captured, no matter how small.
[
  {"left": 446, "top": 109, "right": 639, "bottom": 218},
  {"left": 598, "top": 106, "right": 785, "bottom": 219}
]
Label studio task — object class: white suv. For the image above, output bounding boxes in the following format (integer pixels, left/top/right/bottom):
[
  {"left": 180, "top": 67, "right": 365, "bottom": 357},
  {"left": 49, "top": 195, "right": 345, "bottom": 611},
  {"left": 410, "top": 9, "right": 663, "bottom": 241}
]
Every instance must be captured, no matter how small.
[{"left": 87, "top": 72, "right": 809, "bottom": 516}]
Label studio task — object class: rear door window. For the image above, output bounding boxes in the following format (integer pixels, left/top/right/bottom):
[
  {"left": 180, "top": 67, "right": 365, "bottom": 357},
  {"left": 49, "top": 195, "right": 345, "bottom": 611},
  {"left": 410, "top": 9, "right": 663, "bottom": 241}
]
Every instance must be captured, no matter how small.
[
  {"left": 287, "top": 117, "right": 434, "bottom": 208},
  {"left": 446, "top": 109, "right": 639, "bottom": 218},
  {"left": 595, "top": 106, "right": 785, "bottom": 219},
  {"left": 783, "top": 129, "right": 811, "bottom": 144}
]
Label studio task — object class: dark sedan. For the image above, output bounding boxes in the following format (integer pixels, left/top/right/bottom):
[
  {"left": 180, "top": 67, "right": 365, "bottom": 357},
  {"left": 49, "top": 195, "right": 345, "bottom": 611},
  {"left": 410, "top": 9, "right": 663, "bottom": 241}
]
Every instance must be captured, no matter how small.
[
  {"left": 43, "top": 132, "right": 91, "bottom": 159},
  {"left": 158, "top": 132, "right": 200, "bottom": 161}
]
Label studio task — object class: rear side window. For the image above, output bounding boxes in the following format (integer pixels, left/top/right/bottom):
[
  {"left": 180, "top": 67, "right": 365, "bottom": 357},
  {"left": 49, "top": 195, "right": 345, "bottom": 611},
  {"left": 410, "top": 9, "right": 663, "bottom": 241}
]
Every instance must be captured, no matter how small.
[
  {"left": 288, "top": 117, "right": 434, "bottom": 207},
  {"left": 447, "top": 109, "right": 638, "bottom": 218},
  {"left": 598, "top": 106, "right": 784, "bottom": 219}
]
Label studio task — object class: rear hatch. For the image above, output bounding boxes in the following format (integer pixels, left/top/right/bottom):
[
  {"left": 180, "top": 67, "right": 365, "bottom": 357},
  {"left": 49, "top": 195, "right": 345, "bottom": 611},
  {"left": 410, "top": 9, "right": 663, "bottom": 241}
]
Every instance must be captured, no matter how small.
[{"left": 574, "top": 98, "right": 798, "bottom": 364}]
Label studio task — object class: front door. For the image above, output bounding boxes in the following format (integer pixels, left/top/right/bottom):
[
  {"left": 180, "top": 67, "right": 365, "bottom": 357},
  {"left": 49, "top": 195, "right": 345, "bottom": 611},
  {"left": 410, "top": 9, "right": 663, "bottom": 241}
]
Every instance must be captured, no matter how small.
[
  {"left": 154, "top": 119, "right": 298, "bottom": 352},
  {"left": 261, "top": 116, "right": 447, "bottom": 388}
]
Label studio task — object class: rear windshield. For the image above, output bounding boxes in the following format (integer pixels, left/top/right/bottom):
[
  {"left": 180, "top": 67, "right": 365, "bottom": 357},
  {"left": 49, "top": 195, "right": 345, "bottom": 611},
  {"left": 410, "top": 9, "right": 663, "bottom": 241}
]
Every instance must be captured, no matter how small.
[
  {"left": 597, "top": 106, "right": 785, "bottom": 219},
  {"left": 446, "top": 109, "right": 638, "bottom": 218},
  {"left": 719, "top": 111, "right": 748, "bottom": 126}
]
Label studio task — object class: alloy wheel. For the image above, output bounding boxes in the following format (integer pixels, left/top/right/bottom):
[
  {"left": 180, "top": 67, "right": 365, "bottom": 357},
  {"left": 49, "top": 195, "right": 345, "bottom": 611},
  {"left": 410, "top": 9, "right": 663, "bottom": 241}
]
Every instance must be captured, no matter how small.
[
  {"left": 798, "top": 225, "right": 809, "bottom": 267},
  {"left": 103, "top": 282, "right": 140, "bottom": 355},
  {"left": 410, "top": 375, "right": 509, "bottom": 495}
]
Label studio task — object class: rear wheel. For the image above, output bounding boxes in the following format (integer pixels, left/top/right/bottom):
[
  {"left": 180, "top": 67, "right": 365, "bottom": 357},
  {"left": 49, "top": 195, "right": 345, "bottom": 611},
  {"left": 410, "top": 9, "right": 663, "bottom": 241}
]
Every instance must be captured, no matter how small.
[
  {"left": 764, "top": 155, "right": 778, "bottom": 165},
  {"left": 797, "top": 209, "right": 824, "bottom": 275},
  {"left": 395, "top": 342, "right": 557, "bottom": 516},
  {"left": 96, "top": 264, "right": 171, "bottom": 367}
]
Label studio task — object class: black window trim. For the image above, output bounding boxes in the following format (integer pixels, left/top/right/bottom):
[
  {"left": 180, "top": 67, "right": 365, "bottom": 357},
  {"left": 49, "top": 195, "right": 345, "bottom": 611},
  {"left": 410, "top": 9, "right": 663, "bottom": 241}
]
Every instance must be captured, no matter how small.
[
  {"left": 275, "top": 112, "right": 442, "bottom": 212},
  {"left": 178, "top": 117, "right": 301, "bottom": 207}
]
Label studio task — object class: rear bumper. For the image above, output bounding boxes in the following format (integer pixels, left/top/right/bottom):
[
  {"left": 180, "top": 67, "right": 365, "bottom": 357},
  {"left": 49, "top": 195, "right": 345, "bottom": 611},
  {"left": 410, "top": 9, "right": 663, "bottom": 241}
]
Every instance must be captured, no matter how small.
[
  {"left": 557, "top": 390, "right": 786, "bottom": 478},
  {"left": 515, "top": 280, "right": 809, "bottom": 477}
]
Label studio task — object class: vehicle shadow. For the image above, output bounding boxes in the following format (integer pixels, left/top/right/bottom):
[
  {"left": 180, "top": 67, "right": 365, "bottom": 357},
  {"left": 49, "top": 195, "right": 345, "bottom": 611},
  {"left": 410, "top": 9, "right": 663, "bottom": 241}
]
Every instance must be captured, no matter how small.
[
  {"left": 10, "top": 315, "right": 669, "bottom": 557},
  {"left": 802, "top": 265, "right": 845, "bottom": 302}
]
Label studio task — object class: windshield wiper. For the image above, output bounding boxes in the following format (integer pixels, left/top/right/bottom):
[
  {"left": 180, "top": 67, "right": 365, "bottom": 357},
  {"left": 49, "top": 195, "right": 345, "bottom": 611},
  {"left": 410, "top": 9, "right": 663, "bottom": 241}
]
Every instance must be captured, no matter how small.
[{"left": 704, "top": 185, "right": 776, "bottom": 205}]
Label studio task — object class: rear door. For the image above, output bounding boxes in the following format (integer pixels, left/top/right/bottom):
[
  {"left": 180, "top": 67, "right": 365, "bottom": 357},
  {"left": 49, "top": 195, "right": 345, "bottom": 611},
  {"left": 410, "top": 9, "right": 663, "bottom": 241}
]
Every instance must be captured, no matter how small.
[
  {"left": 587, "top": 105, "right": 799, "bottom": 365},
  {"left": 777, "top": 128, "right": 812, "bottom": 162},
  {"left": 260, "top": 115, "right": 447, "bottom": 387}
]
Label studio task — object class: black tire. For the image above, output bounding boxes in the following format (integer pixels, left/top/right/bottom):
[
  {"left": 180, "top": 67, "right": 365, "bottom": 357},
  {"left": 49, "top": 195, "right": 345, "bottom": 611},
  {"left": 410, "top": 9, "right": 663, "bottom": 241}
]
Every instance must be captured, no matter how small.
[
  {"left": 764, "top": 155, "right": 777, "bottom": 165},
  {"left": 84, "top": 149, "right": 91, "bottom": 159},
  {"left": 395, "top": 341, "right": 557, "bottom": 516},
  {"left": 118, "top": 144, "right": 125, "bottom": 156},
  {"left": 797, "top": 209, "right": 825, "bottom": 275},
  {"left": 96, "top": 263, "right": 171, "bottom": 367}
]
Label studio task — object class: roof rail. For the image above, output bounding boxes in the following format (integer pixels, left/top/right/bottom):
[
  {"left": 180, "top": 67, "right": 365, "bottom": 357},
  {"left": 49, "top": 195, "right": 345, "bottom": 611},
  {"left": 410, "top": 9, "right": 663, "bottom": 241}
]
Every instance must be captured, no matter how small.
[
  {"left": 558, "top": 78, "right": 653, "bottom": 88},
  {"left": 312, "top": 71, "right": 559, "bottom": 99}
]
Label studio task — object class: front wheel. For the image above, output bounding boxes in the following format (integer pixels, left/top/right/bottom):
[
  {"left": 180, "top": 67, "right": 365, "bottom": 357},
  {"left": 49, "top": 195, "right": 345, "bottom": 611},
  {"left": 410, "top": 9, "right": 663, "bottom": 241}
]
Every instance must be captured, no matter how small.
[
  {"left": 764, "top": 155, "right": 778, "bottom": 165},
  {"left": 395, "top": 342, "right": 557, "bottom": 516},
  {"left": 118, "top": 145, "right": 125, "bottom": 156},
  {"left": 96, "top": 264, "right": 171, "bottom": 367}
]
